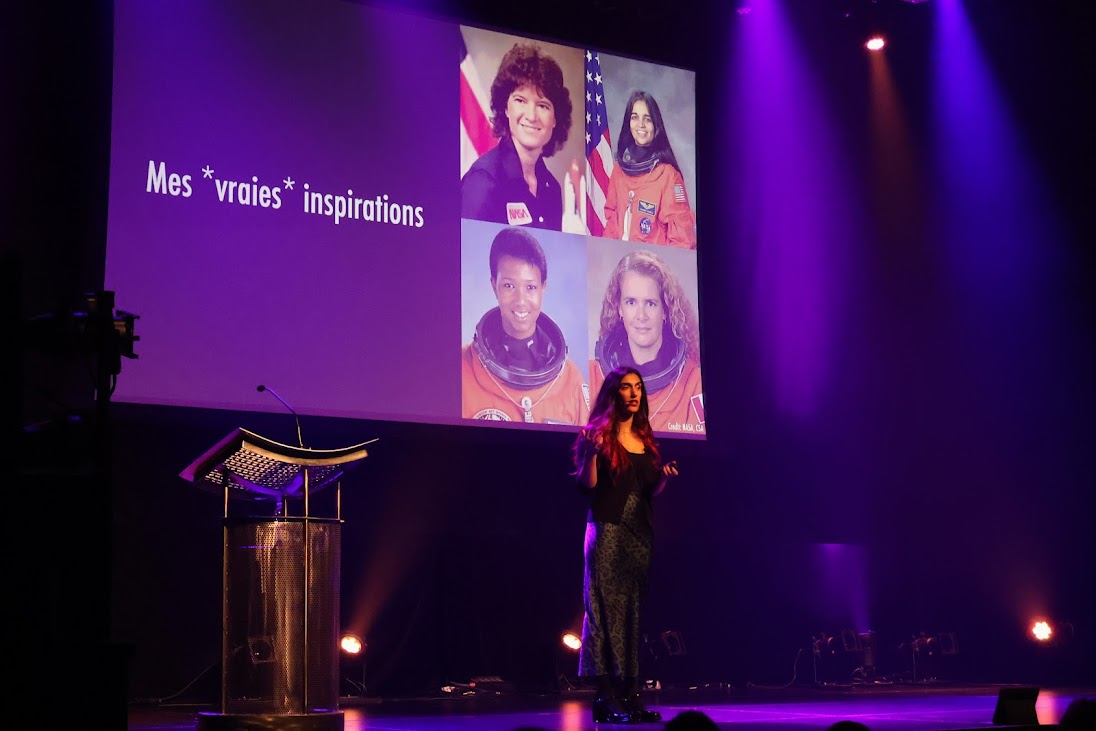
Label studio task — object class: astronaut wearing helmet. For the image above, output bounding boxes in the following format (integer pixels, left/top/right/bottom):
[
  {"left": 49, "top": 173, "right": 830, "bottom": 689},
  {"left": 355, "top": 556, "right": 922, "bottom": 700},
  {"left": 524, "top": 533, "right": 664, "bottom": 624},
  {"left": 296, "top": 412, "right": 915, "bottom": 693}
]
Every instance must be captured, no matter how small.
[
  {"left": 462, "top": 227, "right": 590, "bottom": 425},
  {"left": 589, "top": 249, "right": 703, "bottom": 434}
]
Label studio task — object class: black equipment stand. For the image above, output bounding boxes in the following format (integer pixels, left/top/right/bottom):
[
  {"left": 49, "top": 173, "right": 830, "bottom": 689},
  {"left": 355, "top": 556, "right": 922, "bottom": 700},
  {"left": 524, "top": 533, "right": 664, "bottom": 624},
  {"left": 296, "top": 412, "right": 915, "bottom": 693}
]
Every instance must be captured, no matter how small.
[{"left": 180, "top": 428, "right": 375, "bottom": 731}]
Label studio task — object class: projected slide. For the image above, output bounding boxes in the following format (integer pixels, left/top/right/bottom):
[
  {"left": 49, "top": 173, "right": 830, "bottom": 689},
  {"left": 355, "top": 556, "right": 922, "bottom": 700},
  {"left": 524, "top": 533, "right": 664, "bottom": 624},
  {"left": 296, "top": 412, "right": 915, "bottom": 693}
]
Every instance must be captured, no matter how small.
[{"left": 105, "top": 0, "right": 703, "bottom": 437}]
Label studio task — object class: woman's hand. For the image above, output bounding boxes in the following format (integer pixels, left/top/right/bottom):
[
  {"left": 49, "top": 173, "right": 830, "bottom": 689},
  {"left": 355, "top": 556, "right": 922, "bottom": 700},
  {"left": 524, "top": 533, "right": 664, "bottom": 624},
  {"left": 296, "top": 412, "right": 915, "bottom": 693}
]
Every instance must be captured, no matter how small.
[
  {"left": 653, "top": 460, "right": 678, "bottom": 496},
  {"left": 580, "top": 428, "right": 603, "bottom": 448},
  {"left": 576, "top": 428, "right": 601, "bottom": 488},
  {"left": 578, "top": 428, "right": 602, "bottom": 458}
]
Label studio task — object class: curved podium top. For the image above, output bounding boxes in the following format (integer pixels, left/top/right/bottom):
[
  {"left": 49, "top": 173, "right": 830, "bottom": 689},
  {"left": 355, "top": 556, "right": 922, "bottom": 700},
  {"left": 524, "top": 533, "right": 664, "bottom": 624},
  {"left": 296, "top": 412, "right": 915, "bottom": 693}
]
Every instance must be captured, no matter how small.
[{"left": 179, "top": 427, "right": 376, "bottom": 502}]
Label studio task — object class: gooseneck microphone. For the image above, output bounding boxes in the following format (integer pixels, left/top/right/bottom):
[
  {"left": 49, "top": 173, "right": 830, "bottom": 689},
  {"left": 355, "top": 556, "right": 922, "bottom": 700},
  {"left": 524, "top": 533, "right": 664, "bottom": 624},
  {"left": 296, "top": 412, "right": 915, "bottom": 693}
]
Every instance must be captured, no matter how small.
[{"left": 257, "top": 384, "right": 305, "bottom": 448}]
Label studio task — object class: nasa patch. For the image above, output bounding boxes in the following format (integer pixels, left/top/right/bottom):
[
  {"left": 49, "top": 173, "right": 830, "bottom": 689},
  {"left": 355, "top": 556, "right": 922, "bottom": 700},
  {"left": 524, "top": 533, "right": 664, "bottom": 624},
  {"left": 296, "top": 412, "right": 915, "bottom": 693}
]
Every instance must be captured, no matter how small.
[
  {"left": 472, "top": 408, "right": 512, "bottom": 421},
  {"left": 506, "top": 202, "right": 532, "bottom": 226},
  {"left": 640, "top": 217, "right": 653, "bottom": 235}
]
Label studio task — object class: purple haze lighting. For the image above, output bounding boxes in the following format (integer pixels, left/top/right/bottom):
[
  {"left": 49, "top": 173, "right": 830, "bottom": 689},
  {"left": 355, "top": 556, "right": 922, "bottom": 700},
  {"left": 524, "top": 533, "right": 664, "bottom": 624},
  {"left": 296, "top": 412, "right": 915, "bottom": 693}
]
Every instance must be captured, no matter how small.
[
  {"left": 930, "top": 0, "right": 1058, "bottom": 306},
  {"left": 731, "top": 0, "right": 861, "bottom": 419},
  {"left": 813, "top": 543, "right": 870, "bottom": 632}
]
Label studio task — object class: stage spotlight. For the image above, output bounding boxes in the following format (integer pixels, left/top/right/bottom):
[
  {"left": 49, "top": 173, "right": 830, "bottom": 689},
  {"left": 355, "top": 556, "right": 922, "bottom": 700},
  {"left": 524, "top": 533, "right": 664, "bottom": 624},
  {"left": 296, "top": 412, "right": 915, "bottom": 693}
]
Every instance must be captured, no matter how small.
[
  {"left": 910, "top": 631, "right": 958, "bottom": 657},
  {"left": 812, "top": 631, "right": 840, "bottom": 657},
  {"left": 557, "top": 631, "right": 583, "bottom": 693},
  {"left": 1028, "top": 618, "right": 1075, "bottom": 647},
  {"left": 1024, "top": 619, "right": 1080, "bottom": 684},
  {"left": 812, "top": 630, "right": 866, "bottom": 685},
  {"left": 866, "top": 35, "right": 886, "bottom": 51},
  {"left": 340, "top": 633, "right": 365, "bottom": 655},
  {"left": 902, "top": 631, "right": 959, "bottom": 682},
  {"left": 339, "top": 633, "right": 368, "bottom": 697},
  {"left": 813, "top": 630, "right": 859, "bottom": 656}
]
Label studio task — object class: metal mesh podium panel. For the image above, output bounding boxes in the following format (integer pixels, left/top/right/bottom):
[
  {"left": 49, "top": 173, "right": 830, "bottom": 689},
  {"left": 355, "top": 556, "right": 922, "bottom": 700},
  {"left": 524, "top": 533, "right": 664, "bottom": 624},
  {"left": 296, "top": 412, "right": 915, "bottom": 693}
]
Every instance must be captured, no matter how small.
[{"left": 222, "top": 518, "right": 341, "bottom": 715}]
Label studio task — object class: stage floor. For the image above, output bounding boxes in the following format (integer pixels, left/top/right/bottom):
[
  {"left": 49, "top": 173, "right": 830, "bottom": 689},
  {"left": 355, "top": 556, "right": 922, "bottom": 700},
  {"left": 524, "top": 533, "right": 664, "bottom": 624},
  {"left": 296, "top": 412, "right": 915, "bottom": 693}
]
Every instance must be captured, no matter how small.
[{"left": 127, "top": 683, "right": 1092, "bottom": 730}]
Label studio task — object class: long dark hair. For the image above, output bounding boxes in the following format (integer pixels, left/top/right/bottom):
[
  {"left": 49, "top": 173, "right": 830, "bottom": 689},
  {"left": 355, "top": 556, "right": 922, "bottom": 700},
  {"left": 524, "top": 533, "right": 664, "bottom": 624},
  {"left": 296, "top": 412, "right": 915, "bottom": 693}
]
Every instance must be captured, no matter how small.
[
  {"left": 572, "top": 365, "right": 661, "bottom": 476},
  {"left": 615, "top": 90, "right": 681, "bottom": 172}
]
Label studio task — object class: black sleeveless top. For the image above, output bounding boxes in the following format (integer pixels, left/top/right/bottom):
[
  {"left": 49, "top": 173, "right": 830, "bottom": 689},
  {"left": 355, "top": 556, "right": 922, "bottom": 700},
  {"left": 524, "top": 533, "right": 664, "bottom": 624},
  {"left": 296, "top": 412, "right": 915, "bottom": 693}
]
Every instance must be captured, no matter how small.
[{"left": 585, "top": 450, "right": 659, "bottom": 527}]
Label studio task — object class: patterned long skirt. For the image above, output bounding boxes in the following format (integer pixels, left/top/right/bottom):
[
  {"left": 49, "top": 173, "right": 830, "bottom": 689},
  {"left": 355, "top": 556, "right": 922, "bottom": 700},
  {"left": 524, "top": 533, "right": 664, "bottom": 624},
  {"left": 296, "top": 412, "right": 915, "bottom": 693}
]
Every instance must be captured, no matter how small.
[{"left": 578, "top": 492, "right": 652, "bottom": 678}]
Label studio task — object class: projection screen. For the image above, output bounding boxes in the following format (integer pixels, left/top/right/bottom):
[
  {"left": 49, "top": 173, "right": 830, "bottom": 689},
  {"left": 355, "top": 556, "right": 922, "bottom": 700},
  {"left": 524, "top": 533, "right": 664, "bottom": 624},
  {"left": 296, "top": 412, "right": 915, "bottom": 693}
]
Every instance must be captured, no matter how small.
[{"left": 105, "top": 0, "right": 704, "bottom": 438}]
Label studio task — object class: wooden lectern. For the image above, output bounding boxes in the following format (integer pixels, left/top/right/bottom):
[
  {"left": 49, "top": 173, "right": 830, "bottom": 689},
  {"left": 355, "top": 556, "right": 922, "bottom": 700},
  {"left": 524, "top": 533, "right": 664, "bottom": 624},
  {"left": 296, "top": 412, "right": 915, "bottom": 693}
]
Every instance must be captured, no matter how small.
[{"left": 180, "top": 428, "right": 374, "bottom": 731}]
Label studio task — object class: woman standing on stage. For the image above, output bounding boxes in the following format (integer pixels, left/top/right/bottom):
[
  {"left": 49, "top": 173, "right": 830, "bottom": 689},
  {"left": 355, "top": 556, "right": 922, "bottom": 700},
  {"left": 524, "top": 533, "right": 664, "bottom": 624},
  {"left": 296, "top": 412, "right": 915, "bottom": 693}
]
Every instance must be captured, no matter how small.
[{"left": 572, "top": 365, "right": 679, "bottom": 724}]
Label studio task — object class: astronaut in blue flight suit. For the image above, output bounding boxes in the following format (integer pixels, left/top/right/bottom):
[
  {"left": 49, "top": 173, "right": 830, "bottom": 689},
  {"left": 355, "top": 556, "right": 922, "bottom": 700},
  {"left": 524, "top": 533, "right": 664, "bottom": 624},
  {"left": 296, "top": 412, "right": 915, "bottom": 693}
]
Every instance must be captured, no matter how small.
[{"left": 461, "top": 42, "right": 574, "bottom": 231}]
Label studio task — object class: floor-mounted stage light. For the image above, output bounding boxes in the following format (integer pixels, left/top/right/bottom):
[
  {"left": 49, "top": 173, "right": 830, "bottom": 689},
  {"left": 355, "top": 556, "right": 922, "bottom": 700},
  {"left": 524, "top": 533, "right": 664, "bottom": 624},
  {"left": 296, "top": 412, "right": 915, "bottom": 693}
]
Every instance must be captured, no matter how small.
[
  {"left": 557, "top": 630, "right": 584, "bottom": 693},
  {"left": 901, "top": 631, "right": 959, "bottom": 682},
  {"left": 812, "top": 629, "right": 865, "bottom": 685},
  {"left": 1027, "top": 617, "right": 1078, "bottom": 648},
  {"left": 1024, "top": 617, "right": 1081, "bottom": 683},
  {"left": 339, "top": 633, "right": 367, "bottom": 697},
  {"left": 1028, "top": 617, "right": 1073, "bottom": 644},
  {"left": 812, "top": 630, "right": 858, "bottom": 658},
  {"left": 340, "top": 633, "right": 364, "bottom": 655}
]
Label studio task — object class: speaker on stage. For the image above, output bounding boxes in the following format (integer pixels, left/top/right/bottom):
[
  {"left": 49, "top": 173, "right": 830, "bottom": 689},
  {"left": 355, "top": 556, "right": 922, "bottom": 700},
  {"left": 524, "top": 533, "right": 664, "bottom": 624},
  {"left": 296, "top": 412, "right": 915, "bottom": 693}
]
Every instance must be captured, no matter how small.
[{"left": 992, "top": 686, "right": 1039, "bottom": 726}]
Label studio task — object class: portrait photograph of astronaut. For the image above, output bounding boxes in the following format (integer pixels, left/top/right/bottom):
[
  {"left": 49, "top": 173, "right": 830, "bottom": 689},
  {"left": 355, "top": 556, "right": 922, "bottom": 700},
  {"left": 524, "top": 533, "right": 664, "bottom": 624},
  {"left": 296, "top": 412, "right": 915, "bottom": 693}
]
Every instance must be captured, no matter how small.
[
  {"left": 459, "top": 25, "right": 587, "bottom": 235},
  {"left": 460, "top": 219, "right": 591, "bottom": 426},
  {"left": 588, "top": 53, "right": 698, "bottom": 249},
  {"left": 585, "top": 241, "right": 704, "bottom": 435}
]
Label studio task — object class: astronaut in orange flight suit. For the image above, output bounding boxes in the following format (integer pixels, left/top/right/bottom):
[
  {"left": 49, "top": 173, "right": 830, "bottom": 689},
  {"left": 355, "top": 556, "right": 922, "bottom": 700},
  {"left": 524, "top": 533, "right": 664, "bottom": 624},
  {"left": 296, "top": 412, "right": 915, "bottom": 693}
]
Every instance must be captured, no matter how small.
[
  {"left": 461, "top": 226, "right": 590, "bottom": 425},
  {"left": 462, "top": 309, "right": 590, "bottom": 425},
  {"left": 601, "top": 89, "right": 696, "bottom": 249},
  {"left": 603, "top": 162, "right": 697, "bottom": 248},
  {"left": 588, "top": 247, "right": 704, "bottom": 434},
  {"left": 588, "top": 323, "right": 704, "bottom": 435}
]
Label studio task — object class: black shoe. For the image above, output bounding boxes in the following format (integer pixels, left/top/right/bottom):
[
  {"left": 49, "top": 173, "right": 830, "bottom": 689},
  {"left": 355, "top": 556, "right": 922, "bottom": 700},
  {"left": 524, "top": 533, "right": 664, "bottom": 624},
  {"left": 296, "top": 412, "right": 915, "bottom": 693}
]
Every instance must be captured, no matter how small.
[
  {"left": 592, "top": 695, "right": 637, "bottom": 724},
  {"left": 620, "top": 693, "right": 661, "bottom": 723}
]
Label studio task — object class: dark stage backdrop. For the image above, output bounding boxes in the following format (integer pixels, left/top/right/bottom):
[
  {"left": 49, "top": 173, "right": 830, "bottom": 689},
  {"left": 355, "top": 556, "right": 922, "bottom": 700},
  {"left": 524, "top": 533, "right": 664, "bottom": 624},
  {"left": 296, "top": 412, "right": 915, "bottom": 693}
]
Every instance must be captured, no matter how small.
[{"left": 11, "top": 0, "right": 1096, "bottom": 705}]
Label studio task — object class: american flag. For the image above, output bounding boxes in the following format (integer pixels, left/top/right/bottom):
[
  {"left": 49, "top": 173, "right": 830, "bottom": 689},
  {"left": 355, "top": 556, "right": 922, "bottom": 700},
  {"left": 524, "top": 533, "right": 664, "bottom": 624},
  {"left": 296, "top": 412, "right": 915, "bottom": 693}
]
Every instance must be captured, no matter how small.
[
  {"left": 460, "top": 31, "right": 496, "bottom": 176},
  {"left": 584, "top": 50, "right": 613, "bottom": 237}
]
